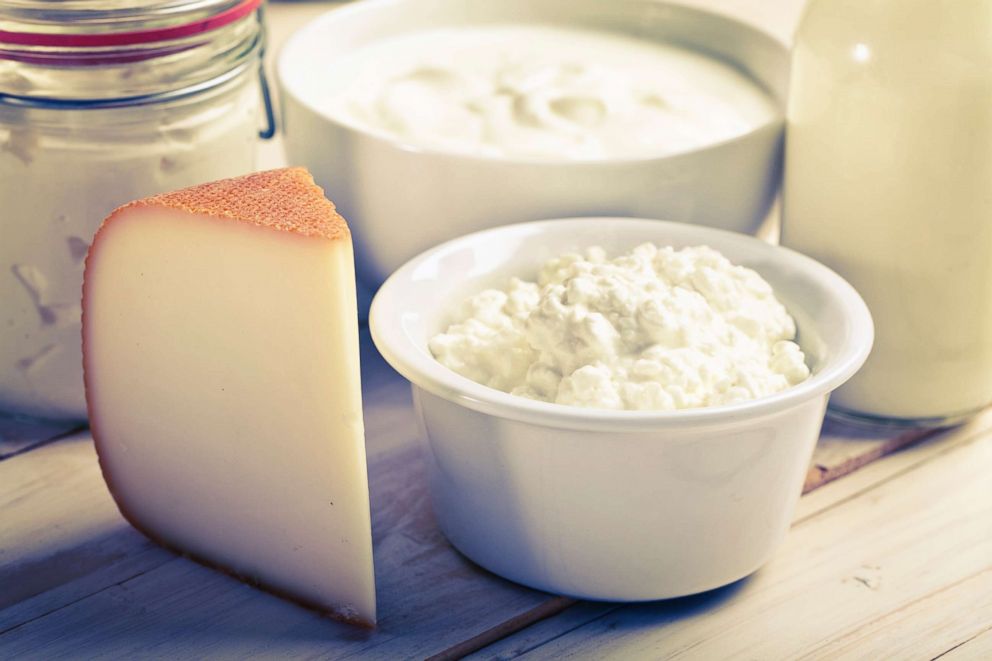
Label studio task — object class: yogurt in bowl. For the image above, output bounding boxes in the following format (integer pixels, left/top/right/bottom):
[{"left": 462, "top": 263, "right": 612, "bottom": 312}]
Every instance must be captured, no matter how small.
[
  {"left": 370, "top": 218, "right": 873, "bottom": 601},
  {"left": 321, "top": 25, "right": 778, "bottom": 160},
  {"left": 278, "top": 0, "right": 789, "bottom": 285}
]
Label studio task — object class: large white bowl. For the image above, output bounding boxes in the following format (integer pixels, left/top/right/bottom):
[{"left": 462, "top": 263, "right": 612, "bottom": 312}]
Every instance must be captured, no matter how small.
[
  {"left": 278, "top": 0, "right": 788, "bottom": 286},
  {"left": 370, "top": 218, "right": 873, "bottom": 601}
]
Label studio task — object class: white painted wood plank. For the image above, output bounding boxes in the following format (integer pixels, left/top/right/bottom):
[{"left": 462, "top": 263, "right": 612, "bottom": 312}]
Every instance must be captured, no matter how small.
[
  {"left": 501, "top": 428, "right": 992, "bottom": 660},
  {"left": 939, "top": 626, "right": 992, "bottom": 661},
  {"left": 464, "top": 602, "right": 618, "bottom": 661},
  {"left": 804, "top": 567, "right": 992, "bottom": 660},
  {"left": 0, "top": 415, "right": 81, "bottom": 461},
  {"left": 795, "top": 411, "right": 992, "bottom": 522},
  {"left": 424, "top": 597, "right": 583, "bottom": 661},
  {"left": 0, "top": 434, "right": 167, "bottom": 618},
  {"left": 803, "top": 417, "right": 941, "bottom": 494}
]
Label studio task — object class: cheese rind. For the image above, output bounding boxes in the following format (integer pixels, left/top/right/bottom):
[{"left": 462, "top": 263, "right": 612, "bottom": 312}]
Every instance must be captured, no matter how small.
[{"left": 83, "top": 169, "right": 375, "bottom": 626}]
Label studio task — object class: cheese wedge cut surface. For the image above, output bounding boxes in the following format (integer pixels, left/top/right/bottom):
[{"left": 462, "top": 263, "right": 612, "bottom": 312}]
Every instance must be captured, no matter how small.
[{"left": 83, "top": 168, "right": 375, "bottom": 626}]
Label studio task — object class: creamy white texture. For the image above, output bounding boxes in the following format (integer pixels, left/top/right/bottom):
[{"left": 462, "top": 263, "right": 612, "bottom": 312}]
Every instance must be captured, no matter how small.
[
  {"left": 430, "top": 244, "right": 810, "bottom": 411},
  {"left": 0, "top": 84, "right": 257, "bottom": 420},
  {"left": 323, "top": 26, "right": 777, "bottom": 160},
  {"left": 784, "top": 0, "right": 992, "bottom": 421}
]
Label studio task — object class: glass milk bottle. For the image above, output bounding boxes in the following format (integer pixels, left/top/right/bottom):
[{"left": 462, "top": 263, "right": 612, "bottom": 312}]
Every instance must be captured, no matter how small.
[{"left": 782, "top": 0, "right": 992, "bottom": 425}]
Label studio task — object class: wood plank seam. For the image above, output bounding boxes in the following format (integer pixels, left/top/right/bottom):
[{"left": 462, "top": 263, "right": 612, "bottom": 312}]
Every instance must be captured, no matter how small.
[
  {"left": 793, "top": 424, "right": 992, "bottom": 527},
  {"left": 475, "top": 606, "right": 624, "bottom": 661},
  {"left": 0, "top": 555, "right": 175, "bottom": 637},
  {"left": 426, "top": 597, "right": 579, "bottom": 661},
  {"left": 0, "top": 424, "right": 86, "bottom": 463},
  {"left": 932, "top": 623, "right": 992, "bottom": 661},
  {"left": 802, "top": 425, "right": 939, "bottom": 493},
  {"left": 790, "top": 430, "right": 992, "bottom": 528}
]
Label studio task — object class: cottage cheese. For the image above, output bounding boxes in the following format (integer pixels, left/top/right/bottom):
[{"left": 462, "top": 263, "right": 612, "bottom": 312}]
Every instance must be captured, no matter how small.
[
  {"left": 322, "top": 25, "right": 777, "bottom": 160},
  {"left": 429, "top": 244, "right": 810, "bottom": 411}
]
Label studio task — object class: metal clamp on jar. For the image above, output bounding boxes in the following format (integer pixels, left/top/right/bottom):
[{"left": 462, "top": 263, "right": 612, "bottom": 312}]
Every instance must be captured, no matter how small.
[{"left": 0, "top": 0, "right": 272, "bottom": 421}]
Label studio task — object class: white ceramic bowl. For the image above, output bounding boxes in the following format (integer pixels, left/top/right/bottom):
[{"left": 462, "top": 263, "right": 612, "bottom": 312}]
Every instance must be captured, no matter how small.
[
  {"left": 370, "top": 218, "right": 873, "bottom": 601},
  {"left": 278, "top": 0, "right": 788, "bottom": 286}
]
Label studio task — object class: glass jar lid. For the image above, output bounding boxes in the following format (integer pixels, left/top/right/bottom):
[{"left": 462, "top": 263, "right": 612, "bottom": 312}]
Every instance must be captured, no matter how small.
[
  {"left": 0, "top": 1, "right": 246, "bottom": 37},
  {"left": 0, "top": 0, "right": 264, "bottom": 103}
]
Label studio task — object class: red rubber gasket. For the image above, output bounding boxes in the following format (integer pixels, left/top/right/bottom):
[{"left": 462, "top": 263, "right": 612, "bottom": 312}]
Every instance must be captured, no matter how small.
[
  {"left": 0, "top": 45, "right": 194, "bottom": 65},
  {"left": 0, "top": 0, "right": 262, "bottom": 48}
]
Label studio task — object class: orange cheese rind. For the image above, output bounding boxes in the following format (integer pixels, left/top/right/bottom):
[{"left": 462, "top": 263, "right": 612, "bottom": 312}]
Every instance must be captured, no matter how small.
[{"left": 107, "top": 167, "right": 349, "bottom": 241}]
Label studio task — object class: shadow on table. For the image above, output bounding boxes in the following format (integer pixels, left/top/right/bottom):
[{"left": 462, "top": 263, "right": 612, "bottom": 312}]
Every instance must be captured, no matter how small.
[{"left": 597, "top": 573, "right": 753, "bottom": 632}]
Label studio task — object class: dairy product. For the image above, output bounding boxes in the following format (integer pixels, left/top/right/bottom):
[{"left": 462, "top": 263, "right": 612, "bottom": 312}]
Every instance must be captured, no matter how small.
[
  {"left": 83, "top": 168, "right": 375, "bottom": 625},
  {"left": 430, "top": 244, "right": 809, "bottom": 411},
  {"left": 783, "top": 0, "right": 992, "bottom": 422},
  {"left": 0, "top": 82, "right": 258, "bottom": 419},
  {"left": 322, "top": 25, "right": 777, "bottom": 160}
]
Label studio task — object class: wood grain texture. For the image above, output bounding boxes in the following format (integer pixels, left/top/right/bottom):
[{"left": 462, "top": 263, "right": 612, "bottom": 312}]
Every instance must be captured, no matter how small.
[
  {"left": 0, "top": 435, "right": 167, "bottom": 620},
  {"left": 466, "top": 602, "right": 621, "bottom": 661},
  {"left": 0, "top": 416, "right": 81, "bottom": 461},
  {"left": 802, "top": 419, "right": 940, "bottom": 494},
  {"left": 425, "top": 598, "right": 578, "bottom": 661},
  {"left": 801, "top": 567, "right": 992, "bottom": 660},
  {"left": 938, "top": 626, "right": 992, "bottom": 660},
  {"left": 793, "top": 420, "right": 987, "bottom": 526}
]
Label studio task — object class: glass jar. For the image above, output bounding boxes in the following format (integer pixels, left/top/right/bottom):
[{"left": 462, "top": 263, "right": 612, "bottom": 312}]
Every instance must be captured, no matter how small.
[
  {"left": 0, "top": 0, "right": 271, "bottom": 421},
  {"left": 782, "top": 0, "right": 992, "bottom": 426}
]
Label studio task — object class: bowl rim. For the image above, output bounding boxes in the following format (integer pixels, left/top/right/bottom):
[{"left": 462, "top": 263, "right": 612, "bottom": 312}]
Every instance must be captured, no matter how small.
[
  {"left": 369, "top": 217, "right": 874, "bottom": 433},
  {"left": 275, "top": 0, "right": 787, "bottom": 167}
]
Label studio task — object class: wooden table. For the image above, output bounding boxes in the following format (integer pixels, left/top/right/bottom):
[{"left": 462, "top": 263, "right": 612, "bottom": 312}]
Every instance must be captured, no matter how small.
[
  {"left": 3, "top": 1, "right": 992, "bottom": 658},
  {"left": 4, "top": 328, "right": 991, "bottom": 659}
]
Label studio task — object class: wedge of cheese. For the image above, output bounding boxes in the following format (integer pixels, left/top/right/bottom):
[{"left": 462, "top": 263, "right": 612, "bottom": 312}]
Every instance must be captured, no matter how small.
[{"left": 82, "top": 168, "right": 375, "bottom": 626}]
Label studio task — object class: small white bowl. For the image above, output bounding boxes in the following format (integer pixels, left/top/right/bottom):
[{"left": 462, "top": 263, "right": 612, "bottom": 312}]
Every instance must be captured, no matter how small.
[
  {"left": 370, "top": 218, "right": 873, "bottom": 601},
  {"left": 278, "top": 0, "right": 788, "bottom": 285}
]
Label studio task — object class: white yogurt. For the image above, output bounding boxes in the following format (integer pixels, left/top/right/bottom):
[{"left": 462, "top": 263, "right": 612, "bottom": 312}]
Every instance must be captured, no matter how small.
[
  {"left": 430, "top": 244, "right": 810, "bottom": 411},
  {"left": 322, "top": 26, "right": 777, "bottom": 160}
]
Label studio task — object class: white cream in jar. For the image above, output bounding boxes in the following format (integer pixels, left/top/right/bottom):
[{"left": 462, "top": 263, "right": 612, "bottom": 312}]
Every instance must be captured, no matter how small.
[
  {"left": 322, "top": 25, "right": 777, "bottom": 160},
  {"left": 0, "top": 2, "right": 264, "bottom": 420},
  {"left": 0, "top": 89, "right": 258, "bottom": 420}
]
